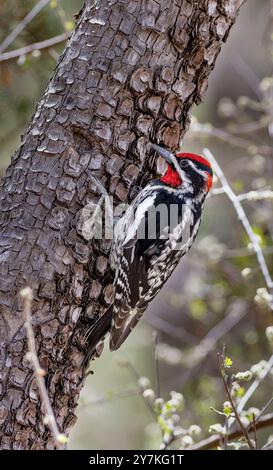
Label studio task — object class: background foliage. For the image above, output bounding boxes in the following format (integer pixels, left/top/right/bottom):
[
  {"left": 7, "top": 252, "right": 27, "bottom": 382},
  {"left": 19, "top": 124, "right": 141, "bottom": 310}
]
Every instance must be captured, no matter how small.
[{"left": 1, "top": 0, "right": 273, "bottom": 449}]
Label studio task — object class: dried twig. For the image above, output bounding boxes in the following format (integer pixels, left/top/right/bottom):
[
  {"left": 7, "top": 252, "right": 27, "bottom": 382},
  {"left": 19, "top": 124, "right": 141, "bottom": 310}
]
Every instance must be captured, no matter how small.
[
  {"left": 79, "top": 388, "right": 140, "bottom": 409},
  {"left": 0, "top": 33, "right": 70, "bottom": 63},
  {"left": 211, "top": 187, "right": 273, "bottom": 201},
  {"left": 186, "top": 301, "right": 247, "bottom": 368},
  {"left": 237, "top": 190, "right": 273, "bottom": 201},
  {"left": 153, "top": 332, "right": 161, "bottom": 397},
  {"left": 20, "top": 287, "right": 67, "bottom": 450},
  {"left": 252, "top": 413, "right": 258, "bottom": 449},
  {"left": 0, "top": 0, "right": 52, "bottom": 54}
]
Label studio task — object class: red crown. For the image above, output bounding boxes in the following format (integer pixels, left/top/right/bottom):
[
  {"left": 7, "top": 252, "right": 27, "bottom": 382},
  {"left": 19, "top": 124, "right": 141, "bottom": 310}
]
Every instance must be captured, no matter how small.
[{"left": 176, "top": 152, "right": 211, "bottom": 168}]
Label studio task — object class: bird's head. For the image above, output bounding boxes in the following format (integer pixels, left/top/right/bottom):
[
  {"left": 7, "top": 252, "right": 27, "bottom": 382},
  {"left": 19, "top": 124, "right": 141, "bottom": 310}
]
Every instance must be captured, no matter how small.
[{"left": 152, "top": 144, "right": 213, "bottom": 195}]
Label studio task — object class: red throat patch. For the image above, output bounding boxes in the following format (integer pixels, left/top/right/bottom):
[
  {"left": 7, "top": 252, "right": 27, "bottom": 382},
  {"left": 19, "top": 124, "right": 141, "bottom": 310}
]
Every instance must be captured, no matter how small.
[{"left": 160, "top": 164, "right": 182, "bottom": 187}]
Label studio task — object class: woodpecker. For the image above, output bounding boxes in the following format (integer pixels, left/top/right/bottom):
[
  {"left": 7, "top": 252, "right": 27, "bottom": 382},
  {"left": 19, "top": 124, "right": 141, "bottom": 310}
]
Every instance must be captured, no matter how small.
[{"left": 85, "top": 144, "right": 213, "bottom": 358}]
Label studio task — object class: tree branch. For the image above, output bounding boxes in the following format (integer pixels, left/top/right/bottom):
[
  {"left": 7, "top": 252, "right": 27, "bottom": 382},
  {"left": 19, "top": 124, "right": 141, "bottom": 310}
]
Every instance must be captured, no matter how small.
[
  {"left": 0, "top": 33, "right": 70, "bottom": 63},
  {"left": 204, "top": 148, "right": 273, "bottom": 295},
  {"left": 188, "top": 412, "right": 273, "bottom": 450},
  {"left": 0, "top": 0, "right": 52, "bottom": 54}
]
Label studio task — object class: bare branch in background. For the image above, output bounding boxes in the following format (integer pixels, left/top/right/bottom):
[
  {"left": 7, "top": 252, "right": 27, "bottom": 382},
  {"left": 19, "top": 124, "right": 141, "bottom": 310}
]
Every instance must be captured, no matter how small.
[
  {"left": 185, "top": 301, "right": 247, "bottom": 368},
  {"left": 0, "top": 0, "right": 51, "bottom": 54},
  {"left": 230, "top": 52, "right": 263, "bottom": 100},
  {"left": 211, "top": 188, "right": 273, "bottom": 201},
  {"left": 20, "top": 287, "right": 67, "bottom": 450},
  {"left": 192, "top": 123, "right": 273, "bottom": 156},
  {"left": 188, "top": 412, "right": 273, "bottom": 450},
  {"left": 145, "top": 313, "right": 198, "bottom": 346},
  {"left": 0, "top": 33, "right": 70, "bottom": 63},
  {"left": 204, "top": 148, "right": 273, "bottom": 297},
  {"left": 237, "top": 190, "right": 273, "bottom": 201},
  {"left": 79, "top": 388, "right": 140, "bottom": 409}
]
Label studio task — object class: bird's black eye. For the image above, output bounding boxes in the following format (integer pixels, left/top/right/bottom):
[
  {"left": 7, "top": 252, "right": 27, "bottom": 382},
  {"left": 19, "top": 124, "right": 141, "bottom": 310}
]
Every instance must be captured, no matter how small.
[{"left": 178, "top": 159, "right": 188, "bottom": 167}]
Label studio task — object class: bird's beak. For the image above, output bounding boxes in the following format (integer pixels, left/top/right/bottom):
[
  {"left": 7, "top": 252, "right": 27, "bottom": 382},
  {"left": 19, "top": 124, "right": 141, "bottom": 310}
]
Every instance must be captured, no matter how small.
[{"left": 151, "top": 144, "right": 175, "bottom": 165}]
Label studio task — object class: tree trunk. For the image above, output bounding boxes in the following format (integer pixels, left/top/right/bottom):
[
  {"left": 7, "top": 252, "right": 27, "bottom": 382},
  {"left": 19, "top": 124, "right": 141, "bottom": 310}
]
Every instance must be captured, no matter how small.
[{"left": 0, "top": 0, "right": 243, "bottom": 450}]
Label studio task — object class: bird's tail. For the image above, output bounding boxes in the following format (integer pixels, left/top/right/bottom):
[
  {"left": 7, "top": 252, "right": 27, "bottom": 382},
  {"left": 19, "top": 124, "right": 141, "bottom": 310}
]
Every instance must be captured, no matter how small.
[{"left": 84, "top": 307, "right": 113, "bottom": 364}]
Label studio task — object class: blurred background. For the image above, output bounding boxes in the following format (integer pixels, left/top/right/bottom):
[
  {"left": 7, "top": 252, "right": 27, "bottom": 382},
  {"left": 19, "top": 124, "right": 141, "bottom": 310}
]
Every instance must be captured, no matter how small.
[{"left": 1, "top": 0, "right": 273, "bottom": 450}]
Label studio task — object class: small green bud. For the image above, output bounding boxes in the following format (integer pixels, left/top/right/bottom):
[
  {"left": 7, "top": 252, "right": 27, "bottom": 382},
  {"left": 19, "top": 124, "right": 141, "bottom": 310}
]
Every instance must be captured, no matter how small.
[
  {"left": 231, "top": 382, "right": 245, "bottom": 398},
  {"left": 142, "top": 389, "right": 155, "bottom": 402},
  {"left": 209, "top": 423, "right": 226, "bottom": 435},
  {"left": 255, "top": 288, "right": 273, "bottom": 306},
  {"left": 266, "top": 326, "right": 273, "bottom": 344},
  {"left": 167, "top": 391, "right": 184, "bottom": 411},
  {"left": 154, "top": 398, "right": 164, "bottom": 413},
  {"left": 188, "top": 425, "right": 201, "bottom": 437},
  {"left": 234, "top": 371, "right": 253, "bottom": 382},
  {"left": 246, "top": 407, "right": 260, "bottom": 420},
  {"left": 180, "top": 435, "right": 194, "bottom": 448},
  {"left": 241, "top": 268, "right": 252, "bottom": 278},
  {"left": 138, "top": 376, "right": 151, "bottom": 389},
  {"left": 251, "top": 360, "right": 267, "bottom": 378},
  {"left": 223, "top": 401, "right": 232, "bottom": 416}
]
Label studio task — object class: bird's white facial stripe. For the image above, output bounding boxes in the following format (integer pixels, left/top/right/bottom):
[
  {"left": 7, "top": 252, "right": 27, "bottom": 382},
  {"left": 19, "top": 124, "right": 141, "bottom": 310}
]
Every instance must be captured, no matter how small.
[{"left": 187, "top": 159, "right": 207, "bottom": 178}]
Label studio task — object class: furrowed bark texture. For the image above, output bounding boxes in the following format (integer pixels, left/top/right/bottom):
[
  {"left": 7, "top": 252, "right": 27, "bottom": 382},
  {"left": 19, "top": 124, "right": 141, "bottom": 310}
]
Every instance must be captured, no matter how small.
[{"left": 0, "top": 0, "right": 242, "bottom": 449}]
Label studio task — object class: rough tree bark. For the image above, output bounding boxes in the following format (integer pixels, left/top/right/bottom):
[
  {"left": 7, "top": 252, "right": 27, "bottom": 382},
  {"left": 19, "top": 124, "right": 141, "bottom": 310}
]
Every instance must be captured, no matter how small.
[{"left": 0, "top": 0, "right": 244, "bottom": 450}]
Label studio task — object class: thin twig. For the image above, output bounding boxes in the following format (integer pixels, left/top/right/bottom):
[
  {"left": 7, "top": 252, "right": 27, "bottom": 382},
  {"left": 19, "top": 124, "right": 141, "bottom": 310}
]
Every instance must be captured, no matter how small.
[
  {"left": 124, "top": 361, "right": 156, "bottom": 419},
  {"left": 237, "top": 189, "right": 273, "bottom": 201},
  {"left": 0, "top": 0, "right": 52, "bottom": 54},
  {"left": 230, "top": 119, "right": 270, "bottom": 135},
  {"left": 218, "top": 353, "right": 254, "bottom": 449},
  {"left": 192, "top": 124, "right": 273, "bottom": 156},
  {"left": 145, "top": 313, "right": 198, "bottom": 345},
  {"left": 188, "top": 412, "right": 273, "bottom": 450},
  {"left": 240, "top": 0, "right": 248, "bottom": 8},
  {"left": 180, "top": 301, "right": 247, "bottom": 369},
  {"left": 153, "top": 332, "right": 161, "bottom": 397},
  {"left": 204, "top": 148, "right": 273, "bottom": 296},
  {"left": 211, "top": 188, "right": 273, "bottom": 201},
  {"left": 20, "top": 287, "right": 67, "bottom": 450},
  {"left": 216, "top": 245, "right": 273, "bottom": 259},
  {"left": 79, "top": 388, "right": 140, "bottom": 409},
  {"left": 0, "top": 32, "right": 70, "bottom": 63},
  {"left": 230, "top": 52, "right": 262, "bottom": 100},
  {"left": 254, "top": 396, "right": 273, "bottom": 423},
  {"left": 55, "top": 0, "right": 69, "bottom": 30},
  {"left": 252, "top": 413, "right": 258, "bottom": 449}
]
